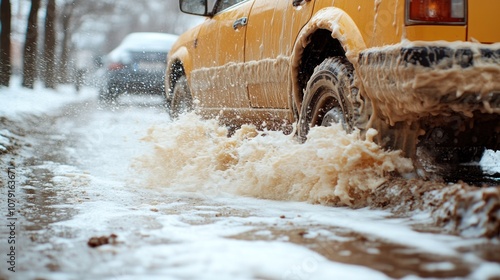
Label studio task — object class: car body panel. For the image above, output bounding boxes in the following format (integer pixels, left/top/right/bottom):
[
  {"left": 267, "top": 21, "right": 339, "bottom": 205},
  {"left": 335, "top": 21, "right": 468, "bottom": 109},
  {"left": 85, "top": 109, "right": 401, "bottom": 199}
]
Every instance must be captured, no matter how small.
[
  {"left": 406, "top": 25, "right": 466, "bottom": 41},
  {"left": 245, "top": 0, "right": 314, "bottom": 109},
  {"left": 167, "top": 25, "right": 201, "bottom": 84},
  {"left": 313, "top": 0, "right": 404, "bottom": 47},
  {"left": 190, "top": 1, "right": 254, "bottom": 109},
  {"left": 468, "top": 0, "right": 500, "bottom": 43}
]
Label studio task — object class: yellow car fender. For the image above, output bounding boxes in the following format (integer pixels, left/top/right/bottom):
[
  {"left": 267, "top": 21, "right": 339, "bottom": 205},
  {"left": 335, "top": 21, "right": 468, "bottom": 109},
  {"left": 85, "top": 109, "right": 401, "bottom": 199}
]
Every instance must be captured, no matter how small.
[
  {"left": 291, "top": 7, "right": 366, "bottom": 110},
  {"left": 165, "top": 46, "right": 192, "bottom": 98},
  {"left": 165, "top": 22, "right": 204, "bottom": 99}
]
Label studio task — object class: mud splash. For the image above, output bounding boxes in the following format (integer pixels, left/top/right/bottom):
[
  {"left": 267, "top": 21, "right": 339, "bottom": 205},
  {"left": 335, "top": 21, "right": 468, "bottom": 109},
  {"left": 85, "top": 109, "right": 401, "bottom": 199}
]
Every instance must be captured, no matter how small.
[
  {"left": 191, "top": 57, "right": 290, "bottom": 109},
  {"left": 134, "top": 113, "right": 499, "bottom": 238},
  {"left": 135, "top": 113, "right": 412, "bottom": 204},
  {"left": 358, "top": 41, "right": 500, "bottom": 124},
  {"left": 368, "top": 179, "right": 500, "bottom": 238}
]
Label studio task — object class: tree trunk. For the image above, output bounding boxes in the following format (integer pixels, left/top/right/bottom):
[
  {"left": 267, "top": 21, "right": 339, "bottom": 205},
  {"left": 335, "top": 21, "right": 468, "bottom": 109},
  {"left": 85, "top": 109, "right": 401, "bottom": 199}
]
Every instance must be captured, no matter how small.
[
  {"left": 43, "top": 0, "right": 57, "bottom": 89},
  {"left": 58, "top": 1, "right": 75, "bottom": 84},
  {"left": 22, "top": 0, "right": 41, "bottom": 89},
  {"left": 59, "top": 16, "right": 70, "bottom": 84},
  {"left": 0, "top": 0, "right": 12, "bottom": 87}
]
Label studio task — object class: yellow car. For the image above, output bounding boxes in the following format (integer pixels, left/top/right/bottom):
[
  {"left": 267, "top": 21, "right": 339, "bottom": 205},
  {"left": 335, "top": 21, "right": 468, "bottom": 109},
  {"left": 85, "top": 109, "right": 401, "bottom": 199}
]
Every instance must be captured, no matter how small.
[{"left": 166, "top": 0, "right": 500, "bottom": 175}]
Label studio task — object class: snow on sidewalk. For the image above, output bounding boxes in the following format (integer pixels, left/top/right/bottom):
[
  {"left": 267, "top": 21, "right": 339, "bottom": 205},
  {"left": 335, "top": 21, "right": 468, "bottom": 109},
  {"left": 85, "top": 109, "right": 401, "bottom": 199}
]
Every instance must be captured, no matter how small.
[
  {"left": 0, "top": 76, "right": 96, "bottom": 119},
  {"left": 0, "top": 76, "right": 96, "bottom": 153}
]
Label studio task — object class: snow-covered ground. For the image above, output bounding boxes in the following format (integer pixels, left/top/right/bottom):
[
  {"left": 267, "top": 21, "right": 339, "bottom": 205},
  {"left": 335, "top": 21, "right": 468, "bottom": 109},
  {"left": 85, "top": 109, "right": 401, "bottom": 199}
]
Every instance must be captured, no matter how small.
[
  {"left": 0, "top": 77, "right": 95, "bottom": 120},
  {"left": 0, "top": 77, "right": 95, "bottom": 154},
  {"left": 0, "top": 78, "right": 499, "bottom": 279}
]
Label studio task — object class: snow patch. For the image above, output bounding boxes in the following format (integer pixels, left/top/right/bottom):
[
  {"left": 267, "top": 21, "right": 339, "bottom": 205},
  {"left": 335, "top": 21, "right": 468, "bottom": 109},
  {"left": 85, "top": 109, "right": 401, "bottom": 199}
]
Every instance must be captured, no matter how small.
[
  {"left": 0, "top": 130, "right": 11, "bottom": 152},
  {"left": 0, "top": 76, "right": 95, "bottom": 120}
]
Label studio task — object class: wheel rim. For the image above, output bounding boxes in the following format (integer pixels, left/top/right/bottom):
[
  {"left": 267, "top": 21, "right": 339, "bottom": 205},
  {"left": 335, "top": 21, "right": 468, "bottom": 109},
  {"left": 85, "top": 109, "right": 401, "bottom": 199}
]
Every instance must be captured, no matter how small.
[
  {"left": 298, "top": 57, "right": 357, "bottom": 141},
  {"left": 321, "top": 107, "right": 347, "bottom": 129},
  {"left": 300, "top": 83, "right": 352, "bottom": 139},
  {"left": 309, "top": 89, "right": 349, "bottom": 130}
]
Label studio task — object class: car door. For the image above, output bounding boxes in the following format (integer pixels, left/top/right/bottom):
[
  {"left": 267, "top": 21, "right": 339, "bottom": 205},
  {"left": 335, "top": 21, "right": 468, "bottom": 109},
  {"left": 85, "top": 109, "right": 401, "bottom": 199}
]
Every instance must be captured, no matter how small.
[
  {"left": 468, "top": 0, "right": 500, "bottom": 43},
  {"left": 244, "top": 0, "right": 314, "bottom": 109},
  {"left": 191, "top": 0, "right": 254, "bottom": 109}
]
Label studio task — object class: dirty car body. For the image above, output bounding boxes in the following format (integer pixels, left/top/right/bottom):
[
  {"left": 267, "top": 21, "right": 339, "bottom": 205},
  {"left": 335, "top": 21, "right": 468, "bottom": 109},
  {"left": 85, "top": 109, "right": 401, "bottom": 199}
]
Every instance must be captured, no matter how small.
[{"left": 166, "top": 0, "right": 500, "bottom": 177}]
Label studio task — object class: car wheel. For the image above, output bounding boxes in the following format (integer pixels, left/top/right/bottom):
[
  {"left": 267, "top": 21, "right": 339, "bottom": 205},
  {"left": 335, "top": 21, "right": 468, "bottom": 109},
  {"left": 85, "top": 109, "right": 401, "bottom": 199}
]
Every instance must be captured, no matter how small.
[
  {"left": 170, "top": 75, "right": 193, "bottom": 118},
  {"left": 298, "top": 57, "right": 359, "bottom": 140}
]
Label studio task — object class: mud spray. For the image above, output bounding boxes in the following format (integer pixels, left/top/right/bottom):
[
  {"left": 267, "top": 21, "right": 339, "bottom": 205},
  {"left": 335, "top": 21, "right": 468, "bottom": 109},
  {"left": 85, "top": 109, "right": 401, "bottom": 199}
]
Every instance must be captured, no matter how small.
[{"left": 134, "top": 113, "right": 499, "bottom": 238}]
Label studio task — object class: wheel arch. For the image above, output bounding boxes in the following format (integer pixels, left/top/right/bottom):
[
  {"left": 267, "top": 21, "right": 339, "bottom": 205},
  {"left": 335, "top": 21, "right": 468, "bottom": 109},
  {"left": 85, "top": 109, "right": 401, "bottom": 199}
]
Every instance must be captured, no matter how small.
[
  {"left": 165, "top": 46, "right": 192, "bottom": 102},
  {"left": 290, "top": 7, "right": 367, "bottom": 114}
]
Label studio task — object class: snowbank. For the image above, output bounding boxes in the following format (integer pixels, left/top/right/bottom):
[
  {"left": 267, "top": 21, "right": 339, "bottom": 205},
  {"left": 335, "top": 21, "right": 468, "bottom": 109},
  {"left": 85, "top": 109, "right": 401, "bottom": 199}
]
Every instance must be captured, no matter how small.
[
  {"left": 0, "top": 76, "right": 95, "bottom": 119},
  {"left": 0, "top": 76, "right": 95, "bottom": 153}
]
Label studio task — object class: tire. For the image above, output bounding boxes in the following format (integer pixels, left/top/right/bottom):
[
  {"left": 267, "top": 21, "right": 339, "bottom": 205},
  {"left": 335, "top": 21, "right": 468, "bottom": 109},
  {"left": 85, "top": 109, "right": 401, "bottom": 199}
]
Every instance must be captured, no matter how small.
[
  {"left": 170, "top": 75, "right": 193, "bottom": 119},
  {"left": 298, "top": 57, "right": 359, "bottom": 140}
]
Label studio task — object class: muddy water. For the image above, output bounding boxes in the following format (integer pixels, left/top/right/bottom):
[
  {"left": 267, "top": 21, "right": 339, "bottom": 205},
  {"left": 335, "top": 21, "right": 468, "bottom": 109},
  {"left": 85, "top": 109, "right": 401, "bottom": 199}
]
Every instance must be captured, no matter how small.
[
  {"left": 1, "top": 97, "right": 499, "bottom": 279},
  {"left": 20, "top": 121, "right": 83, "bottom": 234},
  {"left": 231, "top": 228, "right": 474, "bottom": 279},
  {"left": 135, "top": 114, "right": 415, "bottom": 205},
  {"left": 136, "top": 112, "right": 500, "bottom": 238}
]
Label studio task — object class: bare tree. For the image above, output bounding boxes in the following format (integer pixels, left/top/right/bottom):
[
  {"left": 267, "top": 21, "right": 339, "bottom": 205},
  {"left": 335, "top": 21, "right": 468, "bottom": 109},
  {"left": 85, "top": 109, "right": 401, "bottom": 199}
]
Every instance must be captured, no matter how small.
[
  {"left": 58, "top": 0, "right": 76, "bottom": 84},
  {"left": 0, "top": 0, "right": 12, "bottom": 87},
  {"left": 57, "top": 0, "right": 114, "bottom": 83},
  {"left": 22, "top": 0, "right": 41, "bottom": 89},
  {"left": 43, "top": 0, "right": 57, "bottom": 89},
  {"left": 48, "top": 0, "right": 196, "bottom": 85}
]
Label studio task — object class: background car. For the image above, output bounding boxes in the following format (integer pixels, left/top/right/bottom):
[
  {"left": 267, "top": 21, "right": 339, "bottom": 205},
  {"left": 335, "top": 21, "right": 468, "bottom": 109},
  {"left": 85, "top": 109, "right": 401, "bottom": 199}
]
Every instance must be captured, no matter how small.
[{"left": 99, "top": 32, "right": 178, "bottom": 102}]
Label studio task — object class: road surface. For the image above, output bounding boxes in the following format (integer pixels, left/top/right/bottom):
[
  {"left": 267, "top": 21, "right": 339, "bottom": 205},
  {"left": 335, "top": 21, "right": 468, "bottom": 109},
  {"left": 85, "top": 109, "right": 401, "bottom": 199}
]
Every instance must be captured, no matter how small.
[{"left": 0, "top": 92, "right": 499, "bottom": 280}]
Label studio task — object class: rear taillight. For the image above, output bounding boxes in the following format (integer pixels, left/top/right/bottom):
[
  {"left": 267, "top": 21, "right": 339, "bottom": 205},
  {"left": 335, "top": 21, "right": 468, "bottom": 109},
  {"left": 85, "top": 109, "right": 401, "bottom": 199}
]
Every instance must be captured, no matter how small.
[
  {"left": 108, "top": 62, "right": 125, "bottom": 71},
  {"left": 406, "top": 0, "right": 466, "bottom": 25}
]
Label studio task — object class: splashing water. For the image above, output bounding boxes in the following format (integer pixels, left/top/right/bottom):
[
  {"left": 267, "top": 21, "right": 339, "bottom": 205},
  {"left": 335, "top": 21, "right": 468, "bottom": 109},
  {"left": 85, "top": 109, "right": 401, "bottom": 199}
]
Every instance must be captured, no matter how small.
[
  {"left": 132, "top": 113, "right": 500, "bottom": 238},
  {"left": 134, "top": 113, "right": 414, "bottom": 207}
]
